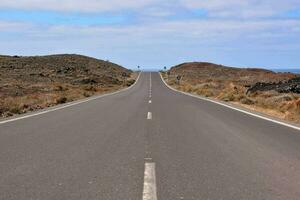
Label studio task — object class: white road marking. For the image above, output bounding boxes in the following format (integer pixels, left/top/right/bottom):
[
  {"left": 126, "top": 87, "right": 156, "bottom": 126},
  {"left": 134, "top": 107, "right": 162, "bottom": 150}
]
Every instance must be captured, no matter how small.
[
  {"left": 149, "top": 73, "right": 152, "bottom": 99},
  {"left": 142, "top": 162, "right": 158, "bottom": 200},
  {"left": 147, "top": 112, "right": 152, "bottom": 120},
  {"left": 149, "top": 100, "right": 152, "bottom": 104},
  {"left": 150, "top": 72, "right": 152, "bottom": 90},
  {"left": 159, "top": 73, "right": 300, "bottom": 131},
  {"left": 0, "top": 73, "right": 142, "bottom": 125}
]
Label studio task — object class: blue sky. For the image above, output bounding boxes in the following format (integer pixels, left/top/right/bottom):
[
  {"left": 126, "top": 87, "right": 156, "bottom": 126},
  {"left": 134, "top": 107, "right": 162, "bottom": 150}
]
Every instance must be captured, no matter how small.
[{"left": 0, "top": 0, "right": 300, "bottom": 70}]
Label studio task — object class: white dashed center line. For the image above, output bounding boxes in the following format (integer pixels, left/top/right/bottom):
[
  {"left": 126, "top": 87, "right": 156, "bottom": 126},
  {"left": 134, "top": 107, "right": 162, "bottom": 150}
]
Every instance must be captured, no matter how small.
[
  {"left": 147, "top": 112, "right": 152, "bottom": 120},
  {"left": 144, "top": 73, "right": 156, "bottom": 199},
  {"left": 142, "top": 162, "right": 158, "bottom": 200},
  {"left": 150, "top": 72, "right": 152, "bottom": 90},
  {"left": 149, "top": 72, "right": 152, "bottom": 101}
]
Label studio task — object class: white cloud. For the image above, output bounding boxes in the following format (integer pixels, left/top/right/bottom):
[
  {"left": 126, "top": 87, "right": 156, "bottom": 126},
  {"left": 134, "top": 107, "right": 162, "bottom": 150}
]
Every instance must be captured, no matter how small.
[
  {"left": 1, "top": 1, "right": 300, "bottom": 68},
  {"left": 0, "top": 20, "right": 32, "bottom": 31},
  {"left": 1, "top": 0, "right": 299, "bottom": 18},
  {"left": 1, "top": 18, "right": 299, "bottom": 68},
  {"left": 0, "top": 0, "right": 160, "bottom": 12},
  {"left": 10, "top": 18, "right": 298, "bottom": 44},
  {"left": 181, "top": 0, "right": 300, "bottom": 18}
]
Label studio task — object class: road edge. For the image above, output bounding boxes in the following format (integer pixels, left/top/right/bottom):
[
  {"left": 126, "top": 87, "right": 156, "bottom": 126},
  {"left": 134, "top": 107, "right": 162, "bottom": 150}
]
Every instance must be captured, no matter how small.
[
  {"left": 159, "top": 72, "right": 300, "bottom": 131},
  {"left": 0, "top": 72, "right": 142, "bottom": 125}
]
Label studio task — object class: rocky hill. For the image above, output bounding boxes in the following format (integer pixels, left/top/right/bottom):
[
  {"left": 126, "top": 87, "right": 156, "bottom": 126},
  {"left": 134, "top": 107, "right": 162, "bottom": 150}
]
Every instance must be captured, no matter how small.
[
  {"left": 169, "top": 62, "right": 297, "bottom": 84},
  {"left": 0, "top": 54, "right": 135, "bottom": 117},
  {"left": 0, "top": 54, "right": 131, "bottom": 86},
  {"left": 164, "top": 62, "right": 300, "bottom": 123}
]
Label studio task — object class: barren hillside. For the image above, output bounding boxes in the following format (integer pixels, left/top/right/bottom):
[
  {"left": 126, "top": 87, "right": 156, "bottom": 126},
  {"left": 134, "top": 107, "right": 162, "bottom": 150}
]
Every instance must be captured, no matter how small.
[
  {"left": 0, "top": 54, "right": 136, "bottom": 118},
  {"left": 164, "top": 62, "right": 300, "bottom": 123},
  {"left": 169, "top": 62, "right": 296, "bottom": 84}
]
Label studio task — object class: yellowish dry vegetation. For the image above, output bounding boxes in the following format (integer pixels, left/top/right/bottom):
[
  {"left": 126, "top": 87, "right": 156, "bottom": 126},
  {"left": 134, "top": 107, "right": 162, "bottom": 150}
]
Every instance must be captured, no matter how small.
[
  {"left": 0, "top": 54, "right": 137, "bottom": 118},
  {"left": 162, "top": 72, "right": 300, "bottom": 124},
  {"left": 0, "top": 73, "right": 137, "bottom": 118}
]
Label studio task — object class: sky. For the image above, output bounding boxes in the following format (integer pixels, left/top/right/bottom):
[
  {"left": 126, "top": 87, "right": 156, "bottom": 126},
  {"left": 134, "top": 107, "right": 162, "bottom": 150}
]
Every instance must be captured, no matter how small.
[{"left": 0, "top": 0, "right": 300, "bottom": 70}]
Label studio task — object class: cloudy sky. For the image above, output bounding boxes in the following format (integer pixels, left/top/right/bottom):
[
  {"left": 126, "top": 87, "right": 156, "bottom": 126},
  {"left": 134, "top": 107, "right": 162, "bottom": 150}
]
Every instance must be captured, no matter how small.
[{"left": 0, "top": 0, "right": 300, "bottom": 70}]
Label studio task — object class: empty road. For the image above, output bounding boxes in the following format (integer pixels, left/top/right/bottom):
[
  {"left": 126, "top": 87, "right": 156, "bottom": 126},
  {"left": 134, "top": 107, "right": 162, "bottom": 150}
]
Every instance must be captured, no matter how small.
[{"left": 1, "top": 72, "right": 300, "bottom": 200}]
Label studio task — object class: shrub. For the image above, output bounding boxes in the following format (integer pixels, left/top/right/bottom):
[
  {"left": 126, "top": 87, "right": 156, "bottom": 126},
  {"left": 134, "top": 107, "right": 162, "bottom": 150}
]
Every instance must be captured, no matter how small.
[
  {"left": 56, "top": 96, "right": 67, "bottom": 104},
  {"left": 83, "top": 92, "right": 91, "bottom": 97},
  {"left": 126, "top": 79, "right": 135, "bottom": 86},
  {"left": 84, "top": 85, "right": 97, "bottom": 92},
  {"left": 240, "top": 97, "right": 254, "bottom": 105},
  {"left": 9, "top": 106, "right": 23, "bottom": 114},
  {"left": 296, "top": 99, "right": 300, "bottom": 115},
  {"left": 220, "top": 93, "right": 235, "bottom": 102},
  {"left": 182, "top": 84, "right": 193, "bottom": 93},
  {"left": 196, "top": 88, "right": 214, "bottom": 97}
]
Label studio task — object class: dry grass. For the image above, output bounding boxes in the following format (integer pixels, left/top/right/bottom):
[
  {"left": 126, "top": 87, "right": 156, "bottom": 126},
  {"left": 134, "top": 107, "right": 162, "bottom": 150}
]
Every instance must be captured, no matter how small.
[
  {"left": 0, "top": 54, "right": 137, "bottom": 118},
  {"left": 0, "top": 72, "right": 138, "bottom": 118},
  {"left": 162, "top": 71, "right": 300, "bottom": 124}
]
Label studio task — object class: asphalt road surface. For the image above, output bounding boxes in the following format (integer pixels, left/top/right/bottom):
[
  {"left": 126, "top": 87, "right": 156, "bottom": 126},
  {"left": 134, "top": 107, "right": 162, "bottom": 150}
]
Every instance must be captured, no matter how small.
[{"left": 1, "top": 72, "right": 300, "bottom": 200}]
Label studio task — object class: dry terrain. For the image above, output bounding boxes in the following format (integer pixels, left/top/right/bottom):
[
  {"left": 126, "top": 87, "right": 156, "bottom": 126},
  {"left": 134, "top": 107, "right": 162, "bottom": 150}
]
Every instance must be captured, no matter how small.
[
  {"left": 0, "top": 54, "right": 136, "bottom": 118},
  {"left": 162, "top": 62, "right": 300, "bottom": 123}
]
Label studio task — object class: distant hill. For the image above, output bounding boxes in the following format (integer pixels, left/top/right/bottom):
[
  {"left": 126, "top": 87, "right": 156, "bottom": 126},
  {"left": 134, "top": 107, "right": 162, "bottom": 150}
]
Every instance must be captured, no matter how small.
[
  {"left": 164, "top": 62, "right": 300, "bottom": 123},
  {"left": 0, "top": 54, "right": 135, "bottom": 118},
  {"left": 169, "top": 62, "right": 297, "bottom": 84},
  {"left": 0, "top": 54, "right": 131, "bottom": 86}
]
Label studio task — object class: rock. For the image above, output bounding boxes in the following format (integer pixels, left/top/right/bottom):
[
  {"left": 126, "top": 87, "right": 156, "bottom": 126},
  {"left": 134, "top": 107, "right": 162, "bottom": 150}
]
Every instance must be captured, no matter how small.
[
  {"left": 56, "top": 97, "right": 67, "bottom": 104},
  {"left": 272, "top": 95, "right": 293, "bottom": 103},
  {"left": 79, "top": 78, "right": 98, "bottom": 85},
  {"left": 247, "top": 77, "right": 300, "bottom": 94},
  {"left": 240, "top": 97, "right": 255, "bottom": 105}
]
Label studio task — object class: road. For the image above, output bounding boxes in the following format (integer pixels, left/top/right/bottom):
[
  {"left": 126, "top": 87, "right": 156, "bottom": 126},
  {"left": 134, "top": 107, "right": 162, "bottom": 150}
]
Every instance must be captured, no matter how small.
[{"left": 1, "top": 72, "right": 300, "bottom": 200}]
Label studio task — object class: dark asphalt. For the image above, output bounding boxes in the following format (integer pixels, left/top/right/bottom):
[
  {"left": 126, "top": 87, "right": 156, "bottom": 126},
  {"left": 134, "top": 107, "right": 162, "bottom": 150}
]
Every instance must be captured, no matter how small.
[{"left": 1, "top": 72, "right": 300, "bottom": 200}]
